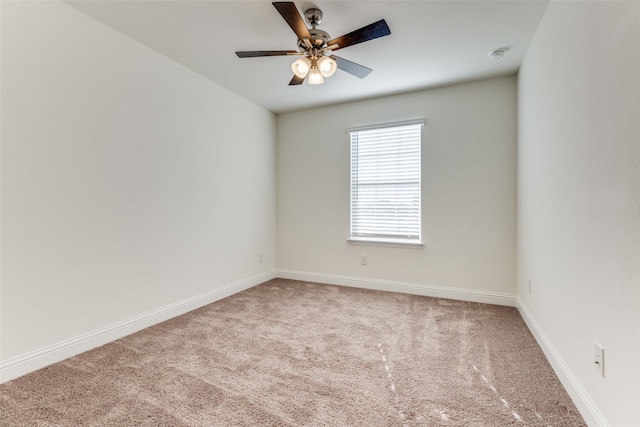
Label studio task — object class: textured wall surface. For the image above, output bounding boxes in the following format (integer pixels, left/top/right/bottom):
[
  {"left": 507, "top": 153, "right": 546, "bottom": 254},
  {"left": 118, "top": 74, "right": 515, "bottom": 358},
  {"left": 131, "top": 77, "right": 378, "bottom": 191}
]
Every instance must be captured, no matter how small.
[
  {"left": 278, "top": 76, "right": 517, "bottom": 296},
  {"left": 1, "top": 1, "right": 276, "bottom": 367},
  {"left": 518, "top": 2, "right": 640, "bottom": 425}
]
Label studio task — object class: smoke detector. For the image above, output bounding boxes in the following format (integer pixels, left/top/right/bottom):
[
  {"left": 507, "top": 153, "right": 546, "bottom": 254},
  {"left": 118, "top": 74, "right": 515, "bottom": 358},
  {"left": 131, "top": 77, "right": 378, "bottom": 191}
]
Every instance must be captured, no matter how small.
[{"left": 488, "top": 48, "right": 507, "bottom": 60}]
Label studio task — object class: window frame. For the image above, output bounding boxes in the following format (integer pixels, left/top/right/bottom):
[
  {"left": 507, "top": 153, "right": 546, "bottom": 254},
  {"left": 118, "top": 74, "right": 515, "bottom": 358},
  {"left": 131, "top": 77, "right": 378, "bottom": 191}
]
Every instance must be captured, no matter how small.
[{"left": 347, "top": 119, "right": 425, "bottom": 248}]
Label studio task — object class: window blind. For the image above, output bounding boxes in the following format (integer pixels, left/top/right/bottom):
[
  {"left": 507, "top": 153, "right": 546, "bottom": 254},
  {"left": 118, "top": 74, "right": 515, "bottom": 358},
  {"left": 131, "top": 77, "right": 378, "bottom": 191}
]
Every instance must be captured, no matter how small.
[{"left": 350, "top": 120, "right": 423, "bottom": 243}]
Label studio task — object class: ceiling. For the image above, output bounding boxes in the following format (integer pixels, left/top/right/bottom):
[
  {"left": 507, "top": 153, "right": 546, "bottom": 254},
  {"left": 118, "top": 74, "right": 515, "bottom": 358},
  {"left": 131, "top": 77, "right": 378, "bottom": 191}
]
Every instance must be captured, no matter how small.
[{"left": 66, "top": 1, "right": 549, "bottom": 114}]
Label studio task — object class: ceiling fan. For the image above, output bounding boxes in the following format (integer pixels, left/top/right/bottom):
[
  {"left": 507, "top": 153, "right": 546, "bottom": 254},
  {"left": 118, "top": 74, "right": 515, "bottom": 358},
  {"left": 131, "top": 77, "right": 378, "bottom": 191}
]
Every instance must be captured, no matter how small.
[{"left": 235, "top": 2, "right": 391, "bottom": 85}]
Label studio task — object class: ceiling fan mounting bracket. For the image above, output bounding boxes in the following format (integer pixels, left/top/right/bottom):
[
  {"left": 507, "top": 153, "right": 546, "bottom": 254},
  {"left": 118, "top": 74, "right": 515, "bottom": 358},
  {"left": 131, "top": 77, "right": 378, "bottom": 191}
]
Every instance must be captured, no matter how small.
[{"left": 304, "top": 8, "right": 323, "bottom": 27}]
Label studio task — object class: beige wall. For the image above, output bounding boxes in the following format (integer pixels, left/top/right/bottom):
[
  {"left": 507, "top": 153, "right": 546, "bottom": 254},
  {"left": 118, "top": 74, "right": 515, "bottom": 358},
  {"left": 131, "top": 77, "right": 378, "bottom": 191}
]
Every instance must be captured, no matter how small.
[
  {"left": 517, "top": 2, "right": 640, "bottom": 426},
  {"left": 1, "top": 1, "right": 276, "bottom": 380},
  {"left": 277, "top": 76, "right": 517, "bottom": 303}
]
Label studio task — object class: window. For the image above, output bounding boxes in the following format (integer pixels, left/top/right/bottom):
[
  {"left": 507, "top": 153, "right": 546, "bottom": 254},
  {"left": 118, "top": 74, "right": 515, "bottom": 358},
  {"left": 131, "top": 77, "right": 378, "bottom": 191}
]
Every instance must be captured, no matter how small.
[{"left": 349, "top": 119, "right": 424, "bottom": 246}]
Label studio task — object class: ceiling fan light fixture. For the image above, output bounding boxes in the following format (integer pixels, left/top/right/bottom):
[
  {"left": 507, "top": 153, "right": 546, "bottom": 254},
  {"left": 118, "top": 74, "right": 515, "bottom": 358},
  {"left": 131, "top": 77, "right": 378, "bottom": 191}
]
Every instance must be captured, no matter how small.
[
  {"left": 317, "top": 55, "right": 337, "bottom": 77},
  {"left": 291, "top": 57, "right": 311, "bottom": 78},
  {"left": 308, "top": 66, "right": 324, "bottom": 85},
  {"left": 235, "top": 3, "right": 392, "bottom": 86}
]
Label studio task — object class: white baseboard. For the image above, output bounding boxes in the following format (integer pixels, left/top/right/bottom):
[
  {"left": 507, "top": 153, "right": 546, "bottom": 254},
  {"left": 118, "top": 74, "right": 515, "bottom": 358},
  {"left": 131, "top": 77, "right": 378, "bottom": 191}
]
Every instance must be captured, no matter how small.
[
  {"left": 0, "top": 271, "right": 276, "bottom": 384},
  {"left": 516, "top": 298, "right": 610, "bottom": 427},
  {"left": 276, "top": 269, "right": 516, "bottom": 307},
  {"left": 2, "top": 270, "right": 608, "bottom": 426}
]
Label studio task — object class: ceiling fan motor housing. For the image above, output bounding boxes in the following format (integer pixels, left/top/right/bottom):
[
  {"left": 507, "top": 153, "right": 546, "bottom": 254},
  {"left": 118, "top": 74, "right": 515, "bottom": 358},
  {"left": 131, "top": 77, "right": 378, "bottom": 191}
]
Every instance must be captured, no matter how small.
[{"left": 298, "top": 28, "right": 331, "bottom": 51}]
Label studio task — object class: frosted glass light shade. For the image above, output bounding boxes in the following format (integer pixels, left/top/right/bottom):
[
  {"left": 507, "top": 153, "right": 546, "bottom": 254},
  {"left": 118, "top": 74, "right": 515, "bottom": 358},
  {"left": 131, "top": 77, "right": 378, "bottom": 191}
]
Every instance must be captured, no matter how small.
[
  {"left": 308, "top": 67, "right": 324, "bottom": 85},
  {"left": 317, "top": 56, "right": 337, "bottom": 77},
  {"left": 291, "top": 57, "right": 311, "bottom": 78}
]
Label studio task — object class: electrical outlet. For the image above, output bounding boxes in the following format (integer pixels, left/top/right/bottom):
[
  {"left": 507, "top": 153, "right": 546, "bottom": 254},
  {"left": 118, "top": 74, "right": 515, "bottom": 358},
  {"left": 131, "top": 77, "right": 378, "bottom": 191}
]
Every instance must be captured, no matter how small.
[
  {"left": 528, "top": 279, "right": 532, "bottom": 294},
  {"left": 360, "top": 255, "right": 368, "bottom": 265},
  {"left": 594, "top": 342, "right": 604, "bottom": 377},
  {"left": 259, "top": 253, "right": 263, "bottom": 263}
]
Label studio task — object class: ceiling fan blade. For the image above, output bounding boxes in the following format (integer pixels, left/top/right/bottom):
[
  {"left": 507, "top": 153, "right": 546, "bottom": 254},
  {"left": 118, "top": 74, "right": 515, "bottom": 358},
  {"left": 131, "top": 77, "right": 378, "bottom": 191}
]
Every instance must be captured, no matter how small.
[
  {"left": 273, "top": 2, "right": 312, "bottom": 43},
  {"left": 330, "top": 55, "right": 372, "bottom": 79},
  {"left": 236, "top": 50, "right": 300, "bottom": 58},
  {"left": 327, "top": 19, "right": 391, "bottom": 51},
  {"left": 289, "top": 74, "right": 305, "bottom": 85}
]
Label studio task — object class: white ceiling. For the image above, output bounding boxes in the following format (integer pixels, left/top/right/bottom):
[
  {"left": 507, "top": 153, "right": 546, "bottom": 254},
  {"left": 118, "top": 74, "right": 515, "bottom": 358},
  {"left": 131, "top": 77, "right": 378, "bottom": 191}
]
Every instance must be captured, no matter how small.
[{"left": 66, "top": 0, "right": 549, "bottom": 114}]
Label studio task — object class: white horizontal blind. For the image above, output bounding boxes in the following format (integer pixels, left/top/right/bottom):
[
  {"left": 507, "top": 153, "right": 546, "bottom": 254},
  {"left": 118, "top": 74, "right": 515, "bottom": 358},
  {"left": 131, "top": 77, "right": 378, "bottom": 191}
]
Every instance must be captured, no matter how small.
[{"left": 350, "top": 121, "right": 422, "bottom": 243}]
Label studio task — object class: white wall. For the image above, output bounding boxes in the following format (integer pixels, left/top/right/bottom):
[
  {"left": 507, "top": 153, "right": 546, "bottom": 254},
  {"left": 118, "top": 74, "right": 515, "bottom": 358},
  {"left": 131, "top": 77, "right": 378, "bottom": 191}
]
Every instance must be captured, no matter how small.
[
  {"left": 277, "top": 76, "right": 517, "bottom": 304},
  {"left": 517, "top": 2, "right": 640, "bottom": 426},
  {"left": 0, "top": 1, "right": 276, "bottom": 381}
]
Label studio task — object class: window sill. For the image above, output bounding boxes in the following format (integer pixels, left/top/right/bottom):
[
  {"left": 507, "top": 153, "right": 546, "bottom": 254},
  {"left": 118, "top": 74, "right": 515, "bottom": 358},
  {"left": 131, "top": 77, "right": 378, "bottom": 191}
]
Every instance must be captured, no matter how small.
[{"left": 347, "top": 238, "right": 424, "bottom": 249}]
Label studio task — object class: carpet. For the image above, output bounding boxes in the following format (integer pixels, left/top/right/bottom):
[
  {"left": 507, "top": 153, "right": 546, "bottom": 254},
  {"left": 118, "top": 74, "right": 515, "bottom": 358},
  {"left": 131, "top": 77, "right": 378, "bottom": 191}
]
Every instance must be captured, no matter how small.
[{"left": 0, "top": 279, "right": 586, "bottom": 426}]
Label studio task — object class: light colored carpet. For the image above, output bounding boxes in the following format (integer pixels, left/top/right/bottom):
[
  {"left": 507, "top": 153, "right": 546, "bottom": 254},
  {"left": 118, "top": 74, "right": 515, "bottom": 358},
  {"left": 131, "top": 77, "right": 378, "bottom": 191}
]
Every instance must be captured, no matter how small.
[{"left": 0, "top": 279, "right": 586, "bottom": 426}]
